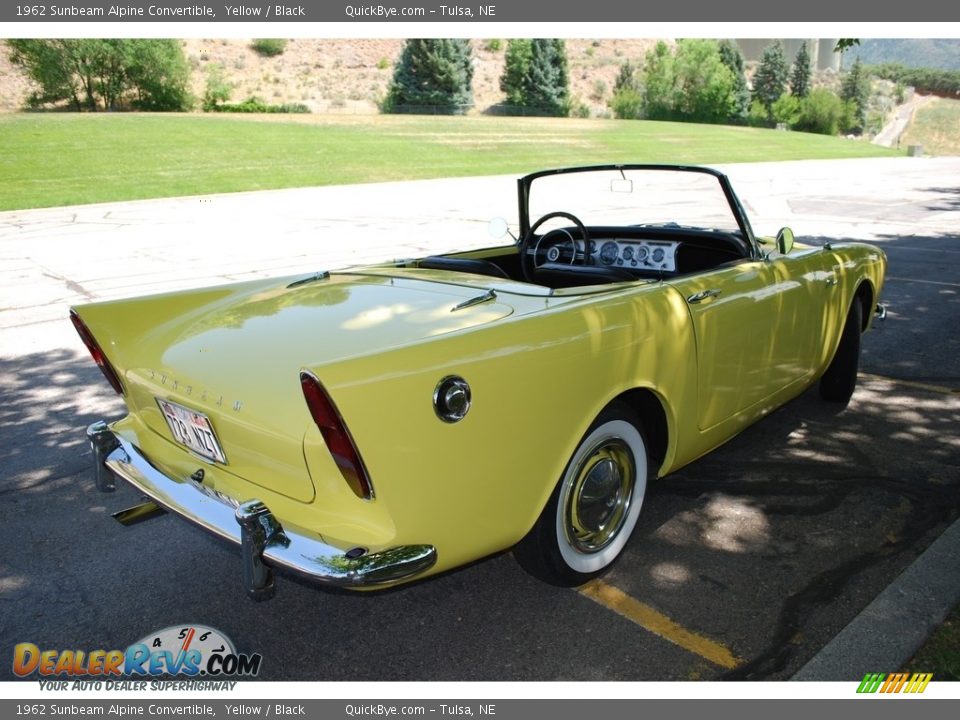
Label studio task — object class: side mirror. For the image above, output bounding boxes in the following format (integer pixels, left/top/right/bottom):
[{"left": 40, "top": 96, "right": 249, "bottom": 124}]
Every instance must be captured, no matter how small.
[
  {"left": 776, "top": 227, "right": 795, "bottom": 255},
  {"left": 488, "top": 217, "right": 510, "bottom": 240}
]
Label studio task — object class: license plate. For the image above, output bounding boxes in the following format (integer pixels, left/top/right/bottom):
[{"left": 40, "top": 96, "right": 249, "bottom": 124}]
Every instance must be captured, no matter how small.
[{"left": 157, "top": 399, "right": 228, "bottom": 464}]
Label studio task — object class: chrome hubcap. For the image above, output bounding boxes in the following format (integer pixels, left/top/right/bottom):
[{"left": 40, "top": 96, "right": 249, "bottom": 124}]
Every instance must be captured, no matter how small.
[{"left": 564, "top": 439, "right": 634, "bottom": 554}]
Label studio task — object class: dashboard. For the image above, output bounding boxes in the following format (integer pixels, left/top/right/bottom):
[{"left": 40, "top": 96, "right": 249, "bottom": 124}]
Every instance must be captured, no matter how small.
[
  {"left": 529, "top": 225, "right": 748, "bottom": 285},
  {"left": 592, "top": 239, "right": 679, "bottom": 273}
]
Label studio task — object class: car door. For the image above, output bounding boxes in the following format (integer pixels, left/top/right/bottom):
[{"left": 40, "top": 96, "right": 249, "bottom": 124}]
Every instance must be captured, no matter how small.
[{"left": 667, "top": 254, "right": 826, "bottom": 431}]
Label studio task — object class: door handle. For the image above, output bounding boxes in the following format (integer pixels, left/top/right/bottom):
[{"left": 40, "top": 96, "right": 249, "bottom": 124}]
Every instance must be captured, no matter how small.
[
  {"left": 687, "top": 289, "right": 722, "bottom": 304},
  {"left": 825, "top": 276, "right": 838, "bottom": 286}
]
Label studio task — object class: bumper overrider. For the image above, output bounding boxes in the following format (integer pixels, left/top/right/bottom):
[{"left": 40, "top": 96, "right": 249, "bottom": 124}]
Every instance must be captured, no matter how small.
[{"left": 87, "top": 421, "right": 437, "bottom": 601}]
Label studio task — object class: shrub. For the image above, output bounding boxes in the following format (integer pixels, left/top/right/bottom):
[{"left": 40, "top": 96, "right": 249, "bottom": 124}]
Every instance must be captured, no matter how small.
[
  {"left": 569, "top": 98, "right": 591, "bottom": 118},
  {"left": 376, "top": 57, "right": 390, "bottom": 70},
  {"left": 202, "top": 63, "right": 232, "bottom": 111},
  {"left": 610, "top": 87, "right": 644, "bottom": 119},
  {"left": 772, "top": 93, "right": 802, "bottom": 126},
  {"left": 251, "top": 39, "right": 287, "bottom": 57},
  {"left": 484, "top": 39, "right": 502, "bottom": 52},
  {"left": 212, "top": 96, "right": 309, "bottom": 113},
  {"left": 590, "top": 79, "right": 607, "bottom": 102},
  {"left": 794, "top": 88, "right": 847, "bottom": 135},
  {"left": 747, "top": 99, "right": 771, "bottom": 127}
]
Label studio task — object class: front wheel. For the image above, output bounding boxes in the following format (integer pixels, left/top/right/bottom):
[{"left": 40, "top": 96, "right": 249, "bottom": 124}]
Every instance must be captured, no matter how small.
[
  {"left": 514, "top": 405, "right": 649, "bottom": 586},
  {"left": 819, "top": 298, "right": 863, "bottom": 404}
]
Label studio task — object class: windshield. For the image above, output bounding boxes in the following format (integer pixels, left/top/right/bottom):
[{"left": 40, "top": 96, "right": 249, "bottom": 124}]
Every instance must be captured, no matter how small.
[{"left": 525, "top": 167, "right": 744, "bottom": 236}]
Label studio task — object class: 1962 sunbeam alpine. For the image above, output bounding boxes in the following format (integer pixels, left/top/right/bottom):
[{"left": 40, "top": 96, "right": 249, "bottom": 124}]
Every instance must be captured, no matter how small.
[{"left": 74, "top": 165, "right": 887, "bottom": 599}]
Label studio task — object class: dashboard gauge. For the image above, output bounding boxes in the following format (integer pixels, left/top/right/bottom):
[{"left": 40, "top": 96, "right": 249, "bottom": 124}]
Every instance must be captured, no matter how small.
[
  {"left": 635, "top": 246, "right": 649, "bottom": 263},
  {"left": 652, "top": 247, "right": 666, "bottom": 263},
  {"left": 622, "top": 246, "right": 634, "bottom": 261},
  {"left": 599, "top": 241, "right": 619, "bottom": 265}
]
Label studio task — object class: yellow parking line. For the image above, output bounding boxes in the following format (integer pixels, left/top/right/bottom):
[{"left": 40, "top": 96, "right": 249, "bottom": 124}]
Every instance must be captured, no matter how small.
[
  {"left": 579, "top": 579, "right": 743, "bottom": 670},
  {"left": 860, "top": 372, "right": 960, "bottom": 396}
]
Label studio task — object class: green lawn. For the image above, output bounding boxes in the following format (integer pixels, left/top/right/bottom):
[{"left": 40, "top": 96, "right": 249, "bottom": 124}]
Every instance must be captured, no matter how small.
[{"left": 0, "top": 113, "right": 902, "bottom": 211}]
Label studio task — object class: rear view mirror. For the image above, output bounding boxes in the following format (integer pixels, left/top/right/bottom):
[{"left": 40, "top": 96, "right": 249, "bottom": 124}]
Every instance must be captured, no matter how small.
[{"left": 776, "top": 227, "right": 795, "bottom": 255}]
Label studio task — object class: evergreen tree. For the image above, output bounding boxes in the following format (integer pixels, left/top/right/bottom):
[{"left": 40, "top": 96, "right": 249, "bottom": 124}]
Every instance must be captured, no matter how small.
[
  {"left": 717, "top": 40, "right": 750, "bottom": 122},
  {"left": 499, "top": 39, "right": 532, "bottom": 107},
  {"left": 521, "top": 39, "right": 569, "bottom": 115},
  {"left": 840, "top": 56, "right": 870, "bottom": 132},
  {"left": 790, "top": 41, "right": 812, "bottom": 98},
  {"left": 752, "top": 41, "right": 788, "bottom": 121},
  {"left": 384, "top": 39, "right": 473, "bottom": 114}
]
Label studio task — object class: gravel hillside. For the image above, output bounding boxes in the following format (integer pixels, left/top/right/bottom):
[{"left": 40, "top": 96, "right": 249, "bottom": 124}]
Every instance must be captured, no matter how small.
[{"left": 0, "top": 38, "right": 667, "bottom": 115}]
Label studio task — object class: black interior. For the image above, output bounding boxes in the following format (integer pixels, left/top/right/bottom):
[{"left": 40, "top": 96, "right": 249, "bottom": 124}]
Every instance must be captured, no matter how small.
[
  {"left": 417, "top": 256, "right": 511, "bottom": 279},
  {"left": 415, "top": 225, "right": 749, "bottom": 289}
]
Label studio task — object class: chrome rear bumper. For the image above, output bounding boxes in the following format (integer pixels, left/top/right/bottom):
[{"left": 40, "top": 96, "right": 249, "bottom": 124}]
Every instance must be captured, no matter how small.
[{"left": 87, "top": 421, "right": 437, "bottom": 600}]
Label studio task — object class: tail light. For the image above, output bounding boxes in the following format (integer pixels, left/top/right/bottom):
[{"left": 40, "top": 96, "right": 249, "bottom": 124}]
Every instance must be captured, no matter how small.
[
  {"left": 70, "top": 310, "right": 124, "bottom": 396},
  {"left": 300, "top": 371, "right": 374, "bottom": 500}
]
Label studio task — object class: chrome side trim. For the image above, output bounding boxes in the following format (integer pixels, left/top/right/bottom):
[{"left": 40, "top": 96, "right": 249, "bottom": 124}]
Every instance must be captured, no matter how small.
[
  {"left": 89, "top": 423, "right": 437, "bottom": 597},
  {"left": 451, "top": 288, "right": 497, "bottom": 312}
]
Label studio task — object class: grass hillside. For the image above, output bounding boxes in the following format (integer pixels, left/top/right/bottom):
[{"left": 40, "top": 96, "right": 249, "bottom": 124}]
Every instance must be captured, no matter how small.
[
  {"left": 0, "top": 38, "right": 665, "bottom": 115},
  {"left": 0, "top": 113, "right": 899, "bottom": 211},
  {"left": 901, "top": 97, "right": 960, "bottom": 156}
]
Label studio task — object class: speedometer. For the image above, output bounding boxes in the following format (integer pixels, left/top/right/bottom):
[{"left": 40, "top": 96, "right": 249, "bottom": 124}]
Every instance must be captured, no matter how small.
[{"left": 599, "top": 241, "right": 619, "bottom": 265}]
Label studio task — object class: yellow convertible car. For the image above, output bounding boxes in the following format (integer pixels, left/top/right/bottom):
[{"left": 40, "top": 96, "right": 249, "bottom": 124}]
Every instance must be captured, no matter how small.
[{"left": 74, "top": 165, "right": 887, "bottom": 600}]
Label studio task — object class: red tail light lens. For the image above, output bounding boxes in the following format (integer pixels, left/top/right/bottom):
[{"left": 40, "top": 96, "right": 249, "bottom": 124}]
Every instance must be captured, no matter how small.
[
  {"left": 300, "top": 371, "right": 374, "bottom": 500},
  {"left": 70, "top": 310, "right": 124, "bottom": 396}
]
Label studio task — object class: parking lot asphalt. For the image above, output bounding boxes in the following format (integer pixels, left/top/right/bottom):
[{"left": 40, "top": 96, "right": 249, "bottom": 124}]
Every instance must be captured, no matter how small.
[{"left": 1, "top": 156, "right": 958, "bottom": 683}]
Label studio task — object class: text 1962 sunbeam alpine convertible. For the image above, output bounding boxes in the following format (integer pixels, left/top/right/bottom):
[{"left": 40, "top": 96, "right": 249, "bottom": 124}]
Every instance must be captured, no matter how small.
[{"left": 74, "top": 165, "right": 887, "bottom": 600}]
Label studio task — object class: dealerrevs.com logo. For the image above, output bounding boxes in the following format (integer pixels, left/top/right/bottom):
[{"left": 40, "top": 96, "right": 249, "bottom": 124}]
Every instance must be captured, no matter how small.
[
  {"left": 857, "top": 672, "right": 933, "bottom": 694},
  {"left": 13, "top": 625, "right": 262, "bottom": 686}
]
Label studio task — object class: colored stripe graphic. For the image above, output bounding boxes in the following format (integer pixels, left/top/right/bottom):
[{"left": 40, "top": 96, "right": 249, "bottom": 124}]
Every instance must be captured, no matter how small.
[
  {"left": 881, "top": 673, "right": 909, "bottom": 693},
  {"left": 857, "top": 672, "right": 932, "bottom": 694},
  {"left": 905, "top": 673, "right": 933, "bottom": 693},
  {"left": 857, "top": 673, "right": 885, "bottom": 693}
]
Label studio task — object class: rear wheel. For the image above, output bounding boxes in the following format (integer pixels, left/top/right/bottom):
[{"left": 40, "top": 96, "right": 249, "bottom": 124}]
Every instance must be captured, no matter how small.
[
  {"left": 514, "top": 404, "right": 649, "bottom": 586},
  {"left": 819, "top": 298, "right": 863, "bottom": 404}
]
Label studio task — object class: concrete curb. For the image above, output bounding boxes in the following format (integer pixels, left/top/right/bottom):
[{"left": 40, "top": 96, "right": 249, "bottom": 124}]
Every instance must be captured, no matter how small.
[{"left": 792, "top": 516, "right": 960, "bottom": 680}]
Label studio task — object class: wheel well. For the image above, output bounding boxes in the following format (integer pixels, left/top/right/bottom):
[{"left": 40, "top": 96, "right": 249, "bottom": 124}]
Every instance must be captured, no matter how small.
[
  {"left": 855, "top": 281, "right": 874, "bottom": 332},
  {"left": 610, "top": 388, "right": 668, "bottom": 476}
]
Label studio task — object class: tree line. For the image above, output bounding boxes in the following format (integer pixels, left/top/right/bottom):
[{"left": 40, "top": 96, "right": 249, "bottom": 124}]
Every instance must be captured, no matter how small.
[
  {"left": 7, "top": 39, "right": 191, "bottom": 111},
  {"left": 5, "top": 37, "right": 891, "bottom": 138},
  {"left": 611, "top": 40, "right": 871, "bottom": 136}
]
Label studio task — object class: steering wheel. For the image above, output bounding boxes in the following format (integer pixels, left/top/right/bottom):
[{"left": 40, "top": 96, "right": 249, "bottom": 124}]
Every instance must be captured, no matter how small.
[{"left": 520, "top": 211, "right": 591, "bottom": 283}]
